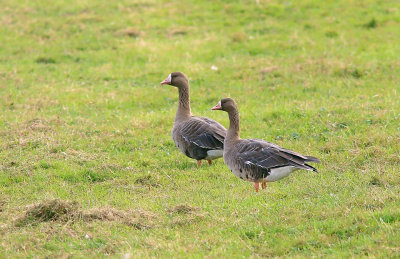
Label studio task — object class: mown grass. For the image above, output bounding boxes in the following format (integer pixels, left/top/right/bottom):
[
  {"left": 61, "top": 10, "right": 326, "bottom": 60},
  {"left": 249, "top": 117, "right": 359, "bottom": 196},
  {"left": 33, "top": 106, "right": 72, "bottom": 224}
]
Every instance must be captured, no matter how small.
[{"left": 1, "top": 0, "right": 400, "bottom": 257}]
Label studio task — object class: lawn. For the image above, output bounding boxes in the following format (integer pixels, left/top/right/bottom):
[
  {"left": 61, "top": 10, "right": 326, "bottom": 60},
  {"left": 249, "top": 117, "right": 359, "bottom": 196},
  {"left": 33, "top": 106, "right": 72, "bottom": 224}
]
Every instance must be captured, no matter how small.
[{"left": 1, "top": 0, "right": 400, "bottom": 257}]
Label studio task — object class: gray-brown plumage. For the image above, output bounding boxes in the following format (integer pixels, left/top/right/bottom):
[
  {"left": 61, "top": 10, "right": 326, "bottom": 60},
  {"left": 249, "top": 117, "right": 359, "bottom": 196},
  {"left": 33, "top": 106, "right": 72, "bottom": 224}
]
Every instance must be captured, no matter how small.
[
  {"left": 161, "top": 72, "right": 226, "bottom": 165},
  {"left": 211, "top": 98, "right": 321, "bottom": 192}
]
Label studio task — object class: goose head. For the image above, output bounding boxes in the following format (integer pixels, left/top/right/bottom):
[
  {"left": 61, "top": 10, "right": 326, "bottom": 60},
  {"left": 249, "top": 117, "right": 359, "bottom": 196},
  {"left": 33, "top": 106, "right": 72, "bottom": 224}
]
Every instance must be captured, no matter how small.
[
  {"left": 160, "top": 72, "right": 189, "bottom": 88},
  {"left": 211, "top": 98, "right": 238, "bottom": 112}
]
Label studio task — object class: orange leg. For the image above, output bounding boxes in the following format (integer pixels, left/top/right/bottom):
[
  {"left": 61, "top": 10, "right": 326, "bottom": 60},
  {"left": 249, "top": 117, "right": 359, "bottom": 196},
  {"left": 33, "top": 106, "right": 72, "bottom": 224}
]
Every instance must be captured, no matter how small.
[
  {"left": 207, "top": 160, "right": 212, "bottom": 165},
  {"left": 254, "top": 182, "right": 259, "bottom": 192},
  {"left": 197, "top": 160, "right": 202, "bottom": 166},
  {"left": 262, "top": 182, "right": 267, "bottom": 189}
]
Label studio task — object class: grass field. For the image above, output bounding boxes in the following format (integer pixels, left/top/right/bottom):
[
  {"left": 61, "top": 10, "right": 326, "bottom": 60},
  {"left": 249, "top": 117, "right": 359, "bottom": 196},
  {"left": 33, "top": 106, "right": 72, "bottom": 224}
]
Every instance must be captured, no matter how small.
[{"left": 1, "top": 0, "right": 400, "bottom": 257}]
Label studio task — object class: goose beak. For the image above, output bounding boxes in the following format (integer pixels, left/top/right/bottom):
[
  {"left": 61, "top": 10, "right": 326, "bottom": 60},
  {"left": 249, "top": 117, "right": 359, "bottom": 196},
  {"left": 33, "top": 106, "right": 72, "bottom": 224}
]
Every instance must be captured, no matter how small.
[
  {"left": 211, "top": 101, "right": 222, "bottom": 110},
  {"left": 160, "top": 74, "right": 172, "bottom": 85}
]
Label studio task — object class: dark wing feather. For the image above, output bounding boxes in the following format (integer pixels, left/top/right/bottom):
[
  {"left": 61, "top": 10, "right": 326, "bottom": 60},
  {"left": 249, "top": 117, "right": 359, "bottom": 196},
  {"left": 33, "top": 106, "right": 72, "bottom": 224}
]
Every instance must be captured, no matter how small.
[
  {"left": 236, "top": 139, "right": 319, "bottom": 179},
  {"left": 236, "top": 140, "right": 290, "bottom": 169},
  {"left": 180, "top": 117, "right": 226, "bottom": 150},
  {"left": 305, "top": 156, "right": 321, "bottom": 163}
]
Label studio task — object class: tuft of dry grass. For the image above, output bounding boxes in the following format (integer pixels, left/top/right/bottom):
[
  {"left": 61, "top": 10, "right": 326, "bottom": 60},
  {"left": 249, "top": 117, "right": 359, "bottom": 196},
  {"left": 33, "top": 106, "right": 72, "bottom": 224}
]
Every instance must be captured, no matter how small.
[
  {"left": 231, "top": 31, "right": 247, "bottom": 42},
  {"left": 14, "top": 200, "right": 154, "bottom": 229},
  {"left": 26, "top": 118, "right": 51, "bottom": 132},
  {"left": 260, "top": 66, "right": 278, "bottom": 74},
  {"left": 167, "top": 204, "right": 206, "bottom": 226},
  {"left": 168, "top": 28, "right": 188, "bottom": 37},
  {"left": 134, "top": 175, "right": 160, "bottom": 187},
  {"left": 167, "top": 204, "right": 200, "bottom": 214},
  {"left": 0, "top": 200, "right": 5, "bottom": 212},
  {"left": 14, "top": 200, "right": 79, "bottom": 226},
  {"left": 82, "top": 208, "right": 154, "bottom": 229},
  {"left": 115, "top": 28, "right": 142, "bottom": 38}
]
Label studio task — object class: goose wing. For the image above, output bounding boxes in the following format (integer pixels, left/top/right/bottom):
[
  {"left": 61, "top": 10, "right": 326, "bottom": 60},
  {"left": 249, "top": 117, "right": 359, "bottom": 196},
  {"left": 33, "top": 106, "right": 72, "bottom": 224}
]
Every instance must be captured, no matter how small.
[
  {"left": 235, "top": 139, "right": 319, "bottom": 179},
  {"left": 179, "top": 117, "right": 226, "bottom": 150}
]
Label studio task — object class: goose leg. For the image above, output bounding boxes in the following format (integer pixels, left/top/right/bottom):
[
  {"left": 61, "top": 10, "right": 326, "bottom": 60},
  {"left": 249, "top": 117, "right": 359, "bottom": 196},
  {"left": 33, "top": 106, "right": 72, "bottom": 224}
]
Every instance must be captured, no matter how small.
[
  {"left": 254, "top": 182, "right": 259, "bottom": 192},
  {"left": 207, "top": 160, "right": 212, "bottom": 165},
  {"left": 197, "top": 160, "right": 202, "bottom": 166},
  {"left": 262, "top": 182, "right": 267, "bottom": 189}
]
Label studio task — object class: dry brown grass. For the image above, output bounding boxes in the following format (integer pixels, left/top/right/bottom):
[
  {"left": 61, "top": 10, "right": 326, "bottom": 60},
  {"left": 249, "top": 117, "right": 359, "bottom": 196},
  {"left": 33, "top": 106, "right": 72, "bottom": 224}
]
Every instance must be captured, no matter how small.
[
  {"left": 167, "top": 204, "right": 200, "bottom": 214},
  {"left": 0, "top": 200, "right": 5, "bottom": 212},
  {"left": 168, "top": 204, "right": 206, "bottom": 226},
  {"left": 168, "top": 28, "right": 189, "bottom": 37},
  {"left": 14, "top": 200, "right": 79, "bottom": 226},
  {"left": 115, "top": 28, "right": 142, "bottom": 38},
  {"left": 13, "top": 200, "right": 154, "bottom": 230},
  {"left": 134, "top": 175, "right": 160, "bottom": 188}
]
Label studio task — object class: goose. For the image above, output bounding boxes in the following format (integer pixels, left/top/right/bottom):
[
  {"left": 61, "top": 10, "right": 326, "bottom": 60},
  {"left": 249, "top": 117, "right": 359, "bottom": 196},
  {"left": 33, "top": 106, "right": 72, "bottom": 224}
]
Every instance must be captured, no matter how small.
[
  {"left": 161, "top": 72, "right": 226, "bottom": 166},
  {"left": 211, "top": 98, "right": 321, "bottom": 192}
]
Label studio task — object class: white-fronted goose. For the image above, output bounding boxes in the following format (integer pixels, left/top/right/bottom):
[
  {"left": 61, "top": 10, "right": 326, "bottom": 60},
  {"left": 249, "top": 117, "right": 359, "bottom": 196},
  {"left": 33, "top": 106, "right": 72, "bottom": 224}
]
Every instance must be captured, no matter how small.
[
  {"left": 161, "top": 72, "right": 226, "bottom": 166},
  {"left": 211, "top": 98, "right": 321, "bottom": 192}
]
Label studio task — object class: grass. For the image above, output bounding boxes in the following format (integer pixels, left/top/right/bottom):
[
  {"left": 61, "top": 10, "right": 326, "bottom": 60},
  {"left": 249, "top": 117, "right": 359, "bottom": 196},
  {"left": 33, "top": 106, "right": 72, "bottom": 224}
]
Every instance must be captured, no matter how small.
[{"left": 1, "top": 0, "right": 400, "bottom": 257}]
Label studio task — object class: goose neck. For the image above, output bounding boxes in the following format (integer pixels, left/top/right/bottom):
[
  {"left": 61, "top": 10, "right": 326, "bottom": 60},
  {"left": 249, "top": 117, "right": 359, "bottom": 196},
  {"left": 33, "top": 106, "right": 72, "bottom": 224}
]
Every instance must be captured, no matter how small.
[
  {"left": 227, "top": 108, "right": 240, "bottom": 141},
  {"left": 175, "top": 84, "right": 191, "bottom": 121}
]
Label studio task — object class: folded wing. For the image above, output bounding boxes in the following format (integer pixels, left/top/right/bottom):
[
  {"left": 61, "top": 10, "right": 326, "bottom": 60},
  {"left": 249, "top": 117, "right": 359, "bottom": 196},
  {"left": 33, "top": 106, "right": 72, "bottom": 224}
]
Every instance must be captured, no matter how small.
[
  {"left": 235, "top": 139, "right": 320, "bottom": 180},
  {"left": 179, "top": 117, "right": 226, "bottom": 150}
]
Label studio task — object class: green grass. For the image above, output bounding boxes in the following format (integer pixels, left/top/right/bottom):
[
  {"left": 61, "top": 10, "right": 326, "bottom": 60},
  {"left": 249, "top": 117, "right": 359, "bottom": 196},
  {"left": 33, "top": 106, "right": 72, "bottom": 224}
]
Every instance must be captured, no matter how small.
[{"left": 1, "top": 0, "right": 400, "bottom": 257}]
